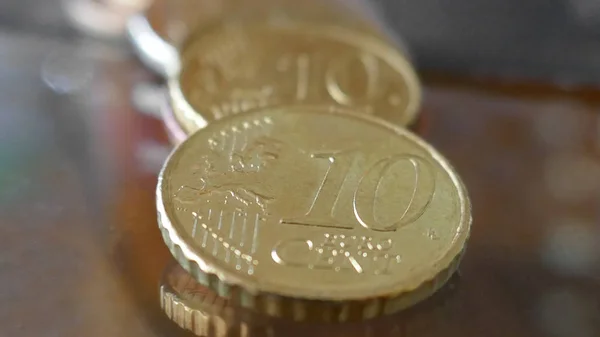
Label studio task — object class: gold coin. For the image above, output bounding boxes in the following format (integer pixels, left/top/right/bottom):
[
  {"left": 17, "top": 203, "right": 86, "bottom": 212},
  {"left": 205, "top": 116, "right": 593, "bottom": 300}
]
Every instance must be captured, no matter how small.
[
  {"left": 169, "top": 22, "right": 420, "bottom": 133},
  {"left": 157, "top": 106, "right": 470, "bottom": 321}
]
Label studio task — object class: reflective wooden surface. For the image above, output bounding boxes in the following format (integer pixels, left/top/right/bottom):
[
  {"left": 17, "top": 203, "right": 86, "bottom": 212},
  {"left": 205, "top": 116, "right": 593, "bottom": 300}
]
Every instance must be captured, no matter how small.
[{"left": 1, "top": 26, "right": 600, "bottom": 337}]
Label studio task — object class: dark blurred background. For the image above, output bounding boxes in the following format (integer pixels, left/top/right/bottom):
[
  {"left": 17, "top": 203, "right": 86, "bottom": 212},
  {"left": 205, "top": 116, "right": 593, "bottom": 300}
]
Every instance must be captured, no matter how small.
[{"left": 4, "top": 0, "right": 600, "bottom": 83}]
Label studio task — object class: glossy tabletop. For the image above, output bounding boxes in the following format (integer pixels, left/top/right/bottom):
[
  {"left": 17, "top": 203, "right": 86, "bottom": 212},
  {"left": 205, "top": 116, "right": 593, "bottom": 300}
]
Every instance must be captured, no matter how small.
[{"left": 1, "top": 27, "right": 600, "bottom": 337}]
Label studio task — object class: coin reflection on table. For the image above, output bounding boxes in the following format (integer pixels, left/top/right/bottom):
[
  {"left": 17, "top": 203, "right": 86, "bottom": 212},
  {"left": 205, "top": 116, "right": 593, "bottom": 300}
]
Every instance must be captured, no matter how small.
[
  {"left": 161, "top": 261, "right": 463, "bottom": 337},
  {"left": 157, "top": 105, "right": 470, "bottom": 321},
  {"left": 161, "top": 261, "right": 268, "bottom": 337}
]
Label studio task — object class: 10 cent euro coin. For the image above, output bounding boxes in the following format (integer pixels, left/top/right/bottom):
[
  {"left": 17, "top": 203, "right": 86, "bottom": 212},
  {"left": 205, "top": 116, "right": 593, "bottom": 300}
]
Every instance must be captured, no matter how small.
[
  {"left": 169, "top": 21, "right": 420, "bottom": 134},
  {"left": 156, "top": 106, "right": 470, "bottom": 321}
]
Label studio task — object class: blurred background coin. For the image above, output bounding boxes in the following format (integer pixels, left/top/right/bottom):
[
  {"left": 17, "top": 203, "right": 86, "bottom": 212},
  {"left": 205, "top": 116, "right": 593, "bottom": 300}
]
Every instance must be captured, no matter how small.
[
  {"left": 170, "top": 20, "right": 420, "bottom": 134},
  {"left": 157, "top": 106, "right": 470, "bottom": 321},
  {"left": 161, "top": 83, "right": 427, "bottom": 147},
  {"left": 126, "top": 0, "right": 408, "bottom": 77}
]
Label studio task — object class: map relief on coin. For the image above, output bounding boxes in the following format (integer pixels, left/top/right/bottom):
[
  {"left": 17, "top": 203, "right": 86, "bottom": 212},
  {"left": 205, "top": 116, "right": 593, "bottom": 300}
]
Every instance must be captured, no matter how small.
[
  {"left": 173, "top": 116, "right": 279, "bottom": 275},
  {"left": 170, "top": 113, "right": 440, "bottom": 277}
]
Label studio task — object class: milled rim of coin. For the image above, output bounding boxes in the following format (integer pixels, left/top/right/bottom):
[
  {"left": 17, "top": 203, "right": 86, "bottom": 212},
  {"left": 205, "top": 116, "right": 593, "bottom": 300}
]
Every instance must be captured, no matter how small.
[
  {"left": 127, "top": 13, "right": 180, "bottom": 77},
  {"left": 160, "top": 91, "right": 187, "bottom": 145},
  {"left": 168, "top": 21, "right": 421, "bottom": 134},
  {"left": 157, "top": 105, "right": 470, "bottom": 319}
]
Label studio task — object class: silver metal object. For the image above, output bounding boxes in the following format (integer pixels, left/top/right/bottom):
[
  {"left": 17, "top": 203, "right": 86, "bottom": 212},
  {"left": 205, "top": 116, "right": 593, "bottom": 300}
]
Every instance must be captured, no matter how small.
[{"left": 126, "top": 13, "right": 180, "bottom": 77}]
